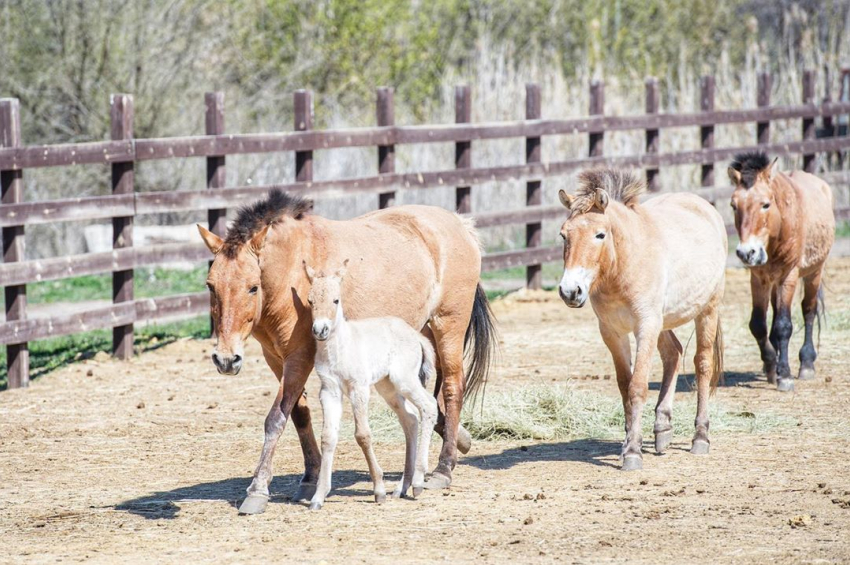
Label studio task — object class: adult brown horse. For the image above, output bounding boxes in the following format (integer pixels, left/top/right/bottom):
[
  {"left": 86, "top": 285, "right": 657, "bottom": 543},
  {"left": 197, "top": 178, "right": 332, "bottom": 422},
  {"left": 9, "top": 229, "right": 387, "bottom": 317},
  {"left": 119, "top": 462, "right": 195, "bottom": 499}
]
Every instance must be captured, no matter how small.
[
  {"left": 197, "top": 191, "right": 496, "bottom": 514},
  {"left": 728, "top": 152, "right": 835, "bottom": 392}
]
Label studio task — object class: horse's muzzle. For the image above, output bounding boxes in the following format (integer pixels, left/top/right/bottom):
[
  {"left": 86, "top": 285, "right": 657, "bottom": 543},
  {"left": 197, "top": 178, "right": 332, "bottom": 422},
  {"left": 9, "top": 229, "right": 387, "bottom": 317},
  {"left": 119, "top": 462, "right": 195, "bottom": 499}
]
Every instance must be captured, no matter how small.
[
  {"left": 312, "top": 321, "right": 330, "bottom": 341},
  {"left": 212, "top": 352, "right": 243, "bottom": 375},
  {"left": 736, "top": 245, "right": 768, "bottom": 267},
  {"left": 558, "top": 286, "right": 587, "bottom": 308}
]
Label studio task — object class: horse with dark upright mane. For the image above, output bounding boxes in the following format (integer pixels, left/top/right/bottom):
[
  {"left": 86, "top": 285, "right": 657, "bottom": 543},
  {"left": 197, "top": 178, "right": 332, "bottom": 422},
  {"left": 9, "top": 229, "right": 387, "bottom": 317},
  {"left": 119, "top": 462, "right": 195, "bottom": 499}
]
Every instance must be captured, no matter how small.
[
  {"left": 729, "top": 152, "right": 835, "bottom": 392},
  {"left": 198, "top": 191, "right": 496, "bottom": 513}
]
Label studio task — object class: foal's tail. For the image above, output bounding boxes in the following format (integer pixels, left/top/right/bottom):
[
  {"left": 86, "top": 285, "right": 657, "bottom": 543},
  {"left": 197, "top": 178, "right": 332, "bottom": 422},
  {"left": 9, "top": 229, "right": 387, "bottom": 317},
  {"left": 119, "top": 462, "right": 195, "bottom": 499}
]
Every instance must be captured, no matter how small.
[
  {"left": 710, "top": 317, "right": 724, "bottom": 395},
  {"left": 417, "top": 335, "right": 438, "bottom": 388},
  {"left": 463, "top": 283, "right": 498, "bottom": 406}
]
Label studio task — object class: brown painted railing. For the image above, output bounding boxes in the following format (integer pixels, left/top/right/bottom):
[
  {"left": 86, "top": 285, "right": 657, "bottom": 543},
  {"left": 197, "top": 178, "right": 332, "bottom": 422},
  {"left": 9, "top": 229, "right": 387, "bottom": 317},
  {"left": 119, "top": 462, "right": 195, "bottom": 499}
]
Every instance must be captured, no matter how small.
[{"left": 1, "top": 68, "right": 849, "bottom": 388}]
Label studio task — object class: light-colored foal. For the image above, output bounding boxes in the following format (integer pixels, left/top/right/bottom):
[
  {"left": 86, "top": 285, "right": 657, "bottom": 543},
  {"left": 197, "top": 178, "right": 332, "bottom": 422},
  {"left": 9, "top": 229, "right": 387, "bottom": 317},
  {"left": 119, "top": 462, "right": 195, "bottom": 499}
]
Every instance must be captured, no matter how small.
[{"left": 305, "top": 260, "right": 439, "bottom": 510}]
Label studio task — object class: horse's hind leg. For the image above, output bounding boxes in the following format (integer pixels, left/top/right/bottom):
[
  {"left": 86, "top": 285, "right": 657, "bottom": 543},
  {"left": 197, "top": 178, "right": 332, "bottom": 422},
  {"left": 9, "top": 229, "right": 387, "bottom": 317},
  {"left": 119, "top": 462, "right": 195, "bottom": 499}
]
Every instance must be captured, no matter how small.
[
  {"left": 374, "top": 380, "right": 417, "bottom": 499},
  {"left": 692, "top": 306, "right": 720, "bottom": 455},
  {"left": 749, "top": 275, "right": 777, "bottom": 384},
  {"left": 654, "top": 330, "right": 682, "bottom": 454},
  {"left": 798, "top": 268, "right": 823, "bottom": 381},
  {"left": 423, "top": 326, "right": 472, "bottom": 456},
  {"left": 350, "top": 385, "right": 387, "bottom": 504}
]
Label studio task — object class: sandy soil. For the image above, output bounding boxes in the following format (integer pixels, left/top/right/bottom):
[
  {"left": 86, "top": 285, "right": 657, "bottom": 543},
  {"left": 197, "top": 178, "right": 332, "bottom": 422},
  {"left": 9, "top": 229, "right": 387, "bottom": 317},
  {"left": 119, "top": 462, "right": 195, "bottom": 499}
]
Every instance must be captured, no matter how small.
[{"left": 2, "top": 260, "right": 850, "bottom": 564}]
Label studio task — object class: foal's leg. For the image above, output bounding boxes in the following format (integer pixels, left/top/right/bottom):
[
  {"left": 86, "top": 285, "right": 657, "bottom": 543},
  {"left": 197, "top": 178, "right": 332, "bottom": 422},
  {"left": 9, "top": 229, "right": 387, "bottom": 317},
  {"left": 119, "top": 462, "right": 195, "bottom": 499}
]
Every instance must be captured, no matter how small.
[
  {"left": 374, "top": 380, "right": 417, "bottom": 499},
  {"left": 654, "top": 330, "right": 682, "bottom": 454},
  {"left": 309, "top": 380, "right": 343, "bottom": 511},
  {"left": 350, "top": 384, "right": 387, "bottom": 503},
  {"left": 797, "top": 269, "right": 823, "bottom": 381},
  {"left": 771, "top": 271, "right": 799, "bottom": 392},
  {"left": 622, "top": 321, "right": 661, "bottom": 471},
  {"left": 692, "top": 306, "right": 720, "bottom": 454},
  {"left": 749, "top": 275, "right": 777, "bottom": 384},
  {"left": 401, "top": 382, "right": 439, "bottom": 497},
  {"left": 241, "top": 351, "right": 316, "bottom": 515}
]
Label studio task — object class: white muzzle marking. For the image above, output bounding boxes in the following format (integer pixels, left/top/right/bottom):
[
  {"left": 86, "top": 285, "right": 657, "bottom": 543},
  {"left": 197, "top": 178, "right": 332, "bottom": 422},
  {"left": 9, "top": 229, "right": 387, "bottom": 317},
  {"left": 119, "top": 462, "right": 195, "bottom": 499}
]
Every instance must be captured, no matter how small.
[{"left": 559, "top": 267, "right": 593, "bottom": 308}]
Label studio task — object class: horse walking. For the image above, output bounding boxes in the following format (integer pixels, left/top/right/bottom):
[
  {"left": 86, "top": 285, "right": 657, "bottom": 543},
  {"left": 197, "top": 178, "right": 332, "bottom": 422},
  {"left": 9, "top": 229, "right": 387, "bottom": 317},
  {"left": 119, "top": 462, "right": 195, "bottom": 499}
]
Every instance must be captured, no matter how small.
[
  {"left": 557, "top": 168, "right": 727, "bottom": 470},
  {"left": 198, "top": 190, "right": 496, "bottom": 514},
  {"left": 304, "top": 260, "right": 438, "bottom": 510},
  {"left": 728, "top": 153, "right": 835, "bottom": 392}
]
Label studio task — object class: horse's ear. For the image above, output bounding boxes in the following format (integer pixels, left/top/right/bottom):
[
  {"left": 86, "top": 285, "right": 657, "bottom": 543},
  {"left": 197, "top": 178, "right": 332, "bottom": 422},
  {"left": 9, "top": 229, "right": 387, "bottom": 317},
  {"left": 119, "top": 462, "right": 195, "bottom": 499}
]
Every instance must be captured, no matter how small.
[
  {"left": 594, "top": 188, "right": 609, "bottom": 212},
  {"left": 197, "top": 224, "right": 224, "bottom": 255},
  {"left": 727, "top": 167, "right": 742, "bottom": 186},
  {"left": 335, "top": 259, "right": 350, "bottom": 280},
  {"left": 765, "top": 157, "right": 779, "bottom": 182},
  {"left": 249, "top": 225, "right": 271, "bottom": 255},
  {"left": 303, "top": 260, "right": 316, "bottom": 283},
  {"left": 558, "top": 189, "right": 575, "bottom": 209}
]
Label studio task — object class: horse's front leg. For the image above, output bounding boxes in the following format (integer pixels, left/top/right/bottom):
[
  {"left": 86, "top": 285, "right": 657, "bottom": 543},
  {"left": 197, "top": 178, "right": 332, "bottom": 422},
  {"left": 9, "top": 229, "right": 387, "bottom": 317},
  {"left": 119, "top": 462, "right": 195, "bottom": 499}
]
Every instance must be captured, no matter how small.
[
  {"left": 748, "top": 274, "right": 776, "bottom": 384},
  {"left": 240, "top": 352, "right": 315, "bottom": 514},
  {"left": 771, "top": 271, "right": 798, "bottom": 392},
  {"left": 599, "top": 324, "right": 634, "bottom": 466},
  {"left": 622, "top": 321, "right": 661, "bottom": 471}
]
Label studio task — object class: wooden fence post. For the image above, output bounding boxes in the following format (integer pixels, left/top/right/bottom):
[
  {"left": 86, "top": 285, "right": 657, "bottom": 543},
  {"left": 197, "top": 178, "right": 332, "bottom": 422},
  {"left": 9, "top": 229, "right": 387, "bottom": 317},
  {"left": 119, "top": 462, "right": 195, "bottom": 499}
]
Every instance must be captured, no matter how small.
[
  {"left": 700, "top": 76, "right": 715, "bottom": 192},
  {"left": 205, "top": 92, "right": 225, "bottom": 337},
  {"left": 0, "top": 98, "right": 28, "bottom": 388},
  {"left": 757, "top": 72, "right": 771, "bottom": 146},
  {"left": 294, "top": 90, "right": 313, "bottom": 184},
  {"left": 525, "top": 83, "right": 542, "bottom": 289},
  {"left": 110, "top": 94, "right": 134, "bottom": 360},
  {"left": 822, "top": 69, "right": 835, "bottom": 169},
  {"left": 645, "top": 78, "right": 660, "bottom": 191},
  {"left": 377, "top": 87, "right": 395, "bottom": 209},
  {"left": 455, "top": 85, "right": 471, "bottom": 213},
  {"left": 802, "top": 69, "right": 816, "bottom": 173},
  {"left": 589, "top": 80, "right": 604, "bottom": 158}
]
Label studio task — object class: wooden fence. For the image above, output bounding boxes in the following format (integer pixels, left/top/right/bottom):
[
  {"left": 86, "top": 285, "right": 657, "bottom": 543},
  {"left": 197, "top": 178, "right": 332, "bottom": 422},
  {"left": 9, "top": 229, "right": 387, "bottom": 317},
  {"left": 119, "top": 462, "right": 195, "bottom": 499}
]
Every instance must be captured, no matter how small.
[{"left": 2, "top": 69, "right": 850, "bottom": 389}]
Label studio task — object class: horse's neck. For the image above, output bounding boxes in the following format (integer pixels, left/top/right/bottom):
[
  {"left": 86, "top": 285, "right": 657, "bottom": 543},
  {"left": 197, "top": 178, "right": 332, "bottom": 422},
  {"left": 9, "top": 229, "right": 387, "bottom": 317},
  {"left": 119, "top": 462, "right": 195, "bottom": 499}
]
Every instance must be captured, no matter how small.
[
  {"left": 598, "top": 204, "right": 641, "bottom": 289},
  {"left": 769, "top": 175, "right": 803, "bottom": 266}
]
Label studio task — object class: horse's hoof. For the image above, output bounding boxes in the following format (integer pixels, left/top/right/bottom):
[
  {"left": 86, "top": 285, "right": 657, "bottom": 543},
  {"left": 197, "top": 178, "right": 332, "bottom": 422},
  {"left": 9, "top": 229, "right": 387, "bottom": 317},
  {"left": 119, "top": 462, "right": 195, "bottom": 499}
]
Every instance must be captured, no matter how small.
[
  {"left": 391, "top": 486, "right": 405, "bottom": 499},
  {"left": 374, "top": 493, "right": 387, "bottom": 504},
  {"left": 654, "top": 430, "right": 673, "bottom": 454},
  {"left": 308, "top": 501, "right": 323, "bottom": 511},
  {"left": 238, "top": 494, "right": 269, "bottom": 515},
  {"left": 764, "top": 364, "right": 777, "bottom": 385},
  {"left": 776, "top": 378, "right": 795, "bottom": 392},
  {"left": 423, "top": 471, "right": 452, "bottom": 490},
  {"left": 412, "top": 486, "right": 423, "bottom": 498},
  {"left": 798, "top": 367, "right": 816, "bottom": 381},
  {"left": 622, "top": 455, "right": 643, "bottom": 471},
  {"left": 690, "top": 440, "right": 710, "bottom": 455},
  {"left": 457, "top": 424, "right": 473, "bottom": 455},
  {"left": 293, "top": 482, "right": 317, "bottom": 503}
]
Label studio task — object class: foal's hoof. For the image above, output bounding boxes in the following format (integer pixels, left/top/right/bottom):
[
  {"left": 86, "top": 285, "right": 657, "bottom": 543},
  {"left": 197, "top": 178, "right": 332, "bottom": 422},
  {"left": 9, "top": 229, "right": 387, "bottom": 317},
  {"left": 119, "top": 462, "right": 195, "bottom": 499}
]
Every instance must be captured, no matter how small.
[
  {"left": 238, "top": 494, "right": 269, "bottom": 515},
  {"left": 654, "top": 430, "right": 673, "bottom": 454},
  {"left": 457, "top": 424, "right": 473, "bottom": 455},
  {"left": 776, "top": 378, "right": 795, "bottom": 392},
  {"left": 412, "top": 486, "right": 424, "bottom": 498},
  {"left": 308, "top": 501, "right": 323, "bottom": 511},
  {"left": 292, "top": 482, "right": 318, "bottom": 503},
  {"left": 797, "top": 367, "right": 816, "bottom": 381},
  {"left": 690, "top": 440, "right": 710, "bottom": 455},
  {"left": 423, "top": 471, "right": 452, "bottom": 490},
  {"left": 374, "top": 493, "right": 387, "bottom": 504},
  {"left": 621, "top": 455, "right": 643, "bottom": 471}
]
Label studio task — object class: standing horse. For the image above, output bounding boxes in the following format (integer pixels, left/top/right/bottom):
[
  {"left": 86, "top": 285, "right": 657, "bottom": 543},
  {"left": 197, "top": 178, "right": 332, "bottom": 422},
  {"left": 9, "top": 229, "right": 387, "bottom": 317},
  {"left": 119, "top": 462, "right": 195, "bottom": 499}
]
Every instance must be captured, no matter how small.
[
  {"left": 557, "top": 169, "right": 727, "bottom": 471},
  {"left": 728, "top": 152, "right": 835, "bottom": 392},
  {"left": 197, "top": 190, "right": 496, "bottom": 514}
]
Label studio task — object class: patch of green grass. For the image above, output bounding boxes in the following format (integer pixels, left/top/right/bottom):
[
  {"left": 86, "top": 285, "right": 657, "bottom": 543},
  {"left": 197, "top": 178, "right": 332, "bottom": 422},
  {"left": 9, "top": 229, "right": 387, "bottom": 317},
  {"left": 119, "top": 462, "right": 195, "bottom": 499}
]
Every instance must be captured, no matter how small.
[
  {"left": 835, "top": 221, "right": 850, "bottom": 239},
  {"left": 360, "top": 384, "right": 795, "bottom": 443},
  {"left": 0, "top": 316, "right": 210, "bottom": 390}
]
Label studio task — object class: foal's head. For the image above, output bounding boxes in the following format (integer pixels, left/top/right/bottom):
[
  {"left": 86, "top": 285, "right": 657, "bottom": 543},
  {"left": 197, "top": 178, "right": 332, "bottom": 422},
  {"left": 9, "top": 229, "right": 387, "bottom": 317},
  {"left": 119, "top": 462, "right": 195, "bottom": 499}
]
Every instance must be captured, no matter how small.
[
  {"left": 728, "top": 152, "right": 780, "bottom": 267},
  {"left": 304, "top": 260, "right": 349, "bottom": 341},
  {"left": 556, "top": 169, "right": 644, "bottom": 308}
]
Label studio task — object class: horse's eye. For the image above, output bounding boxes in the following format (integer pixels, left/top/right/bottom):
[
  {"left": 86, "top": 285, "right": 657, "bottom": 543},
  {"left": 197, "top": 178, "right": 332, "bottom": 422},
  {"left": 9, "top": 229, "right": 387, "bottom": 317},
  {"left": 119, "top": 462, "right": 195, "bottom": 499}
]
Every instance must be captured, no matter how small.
[
  {"left": 206, "top": 283, "right": 214, "bottom": 292},
  {"left": 333, "top": 299, "right": 339, "bottom": 304},
  {"left": 595, "top": 232, "right": 605, "bottom": 240},
  {"left": 307, "top": 299, "right": 313, "bottom": 306},
  {"left": 248, "top": 286, "right": 258, "bottom": 295},
  {"left": 730, "top": 202, "right": 737, "bottom": 211},
  {"left": 559, "top": 233, "right": 566, "bottom": 241},
  {"left": 761, "top": 202, "right": 770, "bottom": 210}
]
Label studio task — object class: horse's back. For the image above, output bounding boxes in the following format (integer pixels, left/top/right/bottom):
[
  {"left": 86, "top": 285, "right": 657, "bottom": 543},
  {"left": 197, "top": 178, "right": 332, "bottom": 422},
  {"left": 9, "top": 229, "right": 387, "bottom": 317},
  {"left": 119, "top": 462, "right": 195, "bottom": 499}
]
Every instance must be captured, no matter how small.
[{"left": 785, "top": 171, "right": 835, "bottom": 272}]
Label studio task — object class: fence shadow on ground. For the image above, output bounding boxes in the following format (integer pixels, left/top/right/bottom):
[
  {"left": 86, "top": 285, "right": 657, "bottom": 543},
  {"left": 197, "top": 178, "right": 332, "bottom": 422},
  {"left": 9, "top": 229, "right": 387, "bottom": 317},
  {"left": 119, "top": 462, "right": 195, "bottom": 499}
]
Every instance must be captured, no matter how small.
[
  {"left": 461, "top": 438, "right": 622, "bottom": 471},
  {"left": 114, "top": 469, "right": 402, "bottom": 520},
  {"left": 648, "top": 371, "right": 763, "bottom": 393}
]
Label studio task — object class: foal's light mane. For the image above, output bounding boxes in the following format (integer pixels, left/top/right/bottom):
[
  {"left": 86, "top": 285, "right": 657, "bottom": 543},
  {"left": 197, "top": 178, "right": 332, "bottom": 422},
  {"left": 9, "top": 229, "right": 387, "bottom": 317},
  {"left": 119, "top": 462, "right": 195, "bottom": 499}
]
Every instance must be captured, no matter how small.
[{"left": 569, "top": 168, "right": 645, "bottom": 217}]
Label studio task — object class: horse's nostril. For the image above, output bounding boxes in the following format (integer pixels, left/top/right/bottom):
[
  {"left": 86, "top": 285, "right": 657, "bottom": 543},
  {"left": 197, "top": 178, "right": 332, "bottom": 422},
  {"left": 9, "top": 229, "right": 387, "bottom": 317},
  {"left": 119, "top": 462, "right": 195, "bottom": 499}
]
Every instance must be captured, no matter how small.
[{"left": 233, "top": 354, "right": 242, "bottom": 365}]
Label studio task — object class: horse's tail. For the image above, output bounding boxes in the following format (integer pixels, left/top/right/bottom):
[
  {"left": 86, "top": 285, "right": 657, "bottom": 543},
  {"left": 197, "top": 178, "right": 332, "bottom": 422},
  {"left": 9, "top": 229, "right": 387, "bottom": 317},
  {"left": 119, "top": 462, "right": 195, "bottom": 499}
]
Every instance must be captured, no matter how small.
[
  {"left": 417, "top": 334, "right": 437, "bottom": 388},
  {"left": 463, "top": 283, "right": 498, "bottom": 405},
  {"left": 710, "top": 317, "right": 724, "bottom": 395},
  {"left": 816, "top": 285, "right": 827, "bottom": 348}
]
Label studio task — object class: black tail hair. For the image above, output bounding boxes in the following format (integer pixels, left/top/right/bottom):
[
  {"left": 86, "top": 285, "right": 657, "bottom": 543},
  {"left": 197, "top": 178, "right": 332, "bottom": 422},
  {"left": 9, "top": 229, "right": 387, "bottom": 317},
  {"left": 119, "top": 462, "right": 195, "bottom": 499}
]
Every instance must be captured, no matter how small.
[
  {"left": 816, "top": 286, "right": 827, "bottom": 347},
  {"left": 463, "top": 284, "right": 498, "bottom": 406}
]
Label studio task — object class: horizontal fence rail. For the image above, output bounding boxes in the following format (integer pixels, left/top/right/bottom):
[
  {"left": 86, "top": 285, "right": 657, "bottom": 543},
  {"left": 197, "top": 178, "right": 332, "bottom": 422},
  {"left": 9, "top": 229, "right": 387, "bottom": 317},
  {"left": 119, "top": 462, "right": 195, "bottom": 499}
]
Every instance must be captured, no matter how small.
[{"left": 2, "top": 67, "right": 850, "bottom": 388}]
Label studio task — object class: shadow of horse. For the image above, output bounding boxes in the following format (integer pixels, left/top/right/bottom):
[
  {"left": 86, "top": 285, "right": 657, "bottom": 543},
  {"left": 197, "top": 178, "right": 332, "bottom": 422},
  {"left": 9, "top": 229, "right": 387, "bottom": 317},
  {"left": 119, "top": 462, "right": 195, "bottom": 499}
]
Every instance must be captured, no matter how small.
[
  {"left": 461, "top": 438, "right": 622, "bottom": 472},
  {"left": 115, "top": 469, "right": 404, "bottom": 520},
  {"left": 647, "top": 371, "right": 762, "bottom": 393}
]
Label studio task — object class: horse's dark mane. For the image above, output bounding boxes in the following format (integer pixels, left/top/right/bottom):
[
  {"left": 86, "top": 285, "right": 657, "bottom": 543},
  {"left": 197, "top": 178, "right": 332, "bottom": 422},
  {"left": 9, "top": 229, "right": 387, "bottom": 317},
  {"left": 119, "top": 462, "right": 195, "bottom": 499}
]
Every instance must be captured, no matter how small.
[
  {"left": 222, "top": 190, "right": 312, "bottom": 257},
  {"left": 730, "top": 152, "right": 771, "bottom": 188},
  {"left": 569, "top": 168, "right": 645, "bottom": 216}
]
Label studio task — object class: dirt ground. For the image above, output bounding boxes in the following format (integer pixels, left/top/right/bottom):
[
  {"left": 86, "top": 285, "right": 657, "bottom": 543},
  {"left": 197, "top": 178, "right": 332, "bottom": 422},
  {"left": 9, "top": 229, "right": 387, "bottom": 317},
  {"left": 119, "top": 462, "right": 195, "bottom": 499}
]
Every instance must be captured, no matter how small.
[{"left": 3, "top": 260, "right": 850, "bottom": 565}]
